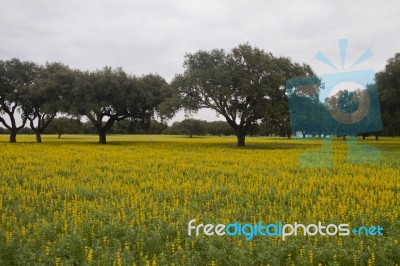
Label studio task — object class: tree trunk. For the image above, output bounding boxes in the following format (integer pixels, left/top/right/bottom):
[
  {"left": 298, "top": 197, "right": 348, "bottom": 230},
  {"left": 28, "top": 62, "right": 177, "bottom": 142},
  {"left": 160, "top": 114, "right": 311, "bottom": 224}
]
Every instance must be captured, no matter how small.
[
  {"left": 302, "top": 132, "right": 306, "bottom": 138},
  {"left": 99, "top": 130, "right": 107, "bottom": 144},
  {"left": 362, "top": 135, "right": 366, "bottom": 140},
  {"left": 36, "top": 133, "right": 42, "bottom": 143},
  {"left": 10, "top": 131, "right": 17, "bottom": 143},
  {"left": 58, "top": 133, "right": 62, "bottom": 139},
  {"left": 236, "top": 134, "right": 245, "bottom": 146},
  {"left": 375, "top": 134, "right": 379, "bottom": 141}
]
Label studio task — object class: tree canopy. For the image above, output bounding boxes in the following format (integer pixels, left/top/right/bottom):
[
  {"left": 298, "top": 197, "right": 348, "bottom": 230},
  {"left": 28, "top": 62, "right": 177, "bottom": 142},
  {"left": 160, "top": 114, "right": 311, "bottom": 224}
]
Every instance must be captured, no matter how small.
[
  {"left": 376, "top": 53, "right": 400, "bottom": 136},
  {"left": 0, "top": 58, "right": 40, "bottom": 142},
  {"left": 173, "top": 43, "right": 315, "bottom": 146},
  {"left": 26, "top": 62, "right": 75, "bottom": 142},
  {"left": 71, "top": 68, "right": 169, "bottom": 144}
]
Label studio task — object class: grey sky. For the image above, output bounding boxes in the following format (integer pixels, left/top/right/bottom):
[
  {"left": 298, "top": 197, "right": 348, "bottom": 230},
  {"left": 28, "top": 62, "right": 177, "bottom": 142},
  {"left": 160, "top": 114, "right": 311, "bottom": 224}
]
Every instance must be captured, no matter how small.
[{"left": 1, "top": 0, "right": 399, "bottom": 121}]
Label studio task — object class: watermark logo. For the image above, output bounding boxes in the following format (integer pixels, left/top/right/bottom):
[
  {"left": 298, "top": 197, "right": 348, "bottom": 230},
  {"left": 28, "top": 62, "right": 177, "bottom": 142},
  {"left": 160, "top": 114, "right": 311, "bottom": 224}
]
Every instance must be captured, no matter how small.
[
  {"left": 188, "top": 219, "right": 383, "bottom": 241},
  {"left": 287, "top": 39, "right": 382, "bottom": 168}
]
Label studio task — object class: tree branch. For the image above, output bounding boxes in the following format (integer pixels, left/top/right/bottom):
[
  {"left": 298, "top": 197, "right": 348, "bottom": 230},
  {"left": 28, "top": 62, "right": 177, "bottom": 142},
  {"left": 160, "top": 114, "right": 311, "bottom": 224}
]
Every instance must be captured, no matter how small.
[
  {"left": 41, "top": 113, "right": 56, "bottom": 132},
  {"left": 0, "top": 117, "right": 11, "bottom": 130}
]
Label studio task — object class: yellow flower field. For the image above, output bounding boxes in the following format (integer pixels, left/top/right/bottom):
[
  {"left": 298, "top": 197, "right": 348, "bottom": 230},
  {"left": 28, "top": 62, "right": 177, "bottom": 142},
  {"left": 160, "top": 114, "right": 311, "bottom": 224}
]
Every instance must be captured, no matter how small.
[{"left": 0, "top": 135, "right": 399, "bottom": 265}]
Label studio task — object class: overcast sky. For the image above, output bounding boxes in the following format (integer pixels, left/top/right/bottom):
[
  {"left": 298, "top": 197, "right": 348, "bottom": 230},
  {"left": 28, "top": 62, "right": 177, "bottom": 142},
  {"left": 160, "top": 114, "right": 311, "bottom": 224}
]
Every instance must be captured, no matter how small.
[{"left": 1, "top": 0, "right": 399, "bottom": 121}]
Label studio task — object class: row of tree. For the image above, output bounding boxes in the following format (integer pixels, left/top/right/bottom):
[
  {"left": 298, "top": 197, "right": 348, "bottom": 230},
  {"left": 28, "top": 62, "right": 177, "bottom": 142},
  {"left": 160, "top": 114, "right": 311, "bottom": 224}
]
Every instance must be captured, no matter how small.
[
  {"left": 1, "top": 44, "right": 399, "bottom": 146},
  {"left": 0, "top": 118, "right": 235, "bottom": 138},
  {"left": 0, "top": 60, "right": 172, "bottom": 144},
  {"left": 287, "top": 83, "right": 382, "bottom": 139}
]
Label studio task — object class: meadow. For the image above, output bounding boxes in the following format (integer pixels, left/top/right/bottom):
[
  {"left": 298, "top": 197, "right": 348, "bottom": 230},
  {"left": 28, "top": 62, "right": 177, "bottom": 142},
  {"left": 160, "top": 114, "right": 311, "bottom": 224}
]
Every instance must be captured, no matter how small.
[{"left": 0, "top": 135, "right": 399, "bottom": 265}]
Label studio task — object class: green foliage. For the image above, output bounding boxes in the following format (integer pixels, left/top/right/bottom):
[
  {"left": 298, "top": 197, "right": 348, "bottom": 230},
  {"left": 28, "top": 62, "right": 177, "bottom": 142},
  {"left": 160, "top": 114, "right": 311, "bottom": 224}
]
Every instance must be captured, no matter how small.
[
  {"left": 0, "top": 58, "right": 40, "bottom": 142},
  {"left": 168, "top": 119, "right": 207, "bottom": 137},
  {"left": 207, "top": 121, "right": 235, "bottom": 136},
  {"left": 26, "top": 62, "right": 76, "bottom": 142},
  {"left": 46, "top": 117, "right": 83, "bottom": 138},
  {"left": 174, "top": 43, "right": 314, "bottom": 146},
  {"left": 376, "top": 53, "right": 400, "bottom": 136},
  {"left": 71, "top": 68, "right": 168, "bottom": 143},
  {"left": 165, "top": 119, "right": 234, "bottom": 137},
  {"left": 112, "top": 119, "right": 168, "bottom": 134}
]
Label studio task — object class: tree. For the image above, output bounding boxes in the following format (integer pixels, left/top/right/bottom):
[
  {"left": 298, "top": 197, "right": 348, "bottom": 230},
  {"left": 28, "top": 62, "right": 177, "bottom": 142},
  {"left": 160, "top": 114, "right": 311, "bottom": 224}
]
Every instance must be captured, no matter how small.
[
  {"left": 264, "top": 57, "right": 318, "bottom": 138},
  {"left": 356, "top": 84, "right": 382, "bottom": 140},
  {"left": 171, "top": 119, "right": 207, "bottom": 137},
  {"left": 174, "top": 44, "right": 314, "bottom": 146},
  {"left": 144, "top": 120, "right": 168, "bottom": 134},
  {"left": 0, "top": 58, "right": 40, "bottom": 142},
  {"left": 26, "top": 62, "right": 75, "bottom": 142},
  {"left": 82, "top": 121, "right": 97, "bottom": 134},
  {"left": 72, "top": 67, "right": 167, "bottom": 144},
  {"left": 0, "top": 127, "right": 9, "bottom": 134},
  {"left": 289, "top": 93, "right": 325, "bottom": 138},
  {"left": 71, "top": 67, "right": 131, "bottom": 143},
  {"left": 260, "top": 99, "right": 292, "bottom": 138},
  {"left": 110, "top": 119, "right": 167, "bottom": 134},
  {"left": 376, "top": 53, "right": 400, "bottom": 136},
  {"left": 46, "top": 117, "right": 82, "bottom": 138},
  {"left": 207, "top": 121, "right": 234, "bottom": 136},
  {"left": 324, "top": 85, "right": 381, "bottom": 139}
]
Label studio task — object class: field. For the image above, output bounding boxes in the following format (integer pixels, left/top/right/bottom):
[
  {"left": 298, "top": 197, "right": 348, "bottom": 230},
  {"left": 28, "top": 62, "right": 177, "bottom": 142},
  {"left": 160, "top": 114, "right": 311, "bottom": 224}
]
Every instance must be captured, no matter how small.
[{"left": 0, "top": 135, "right": 399, "bottom": 265}]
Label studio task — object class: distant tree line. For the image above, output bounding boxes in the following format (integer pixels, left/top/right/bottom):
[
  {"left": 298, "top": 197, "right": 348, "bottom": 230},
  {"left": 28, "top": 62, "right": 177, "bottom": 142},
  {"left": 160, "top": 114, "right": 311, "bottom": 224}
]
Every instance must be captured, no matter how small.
[
  {"left": 1, "top": 44, "right": 399, "bottom": 145},
  {"left": 0, "top": 118, "right": 235, "bottom": 138}
]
